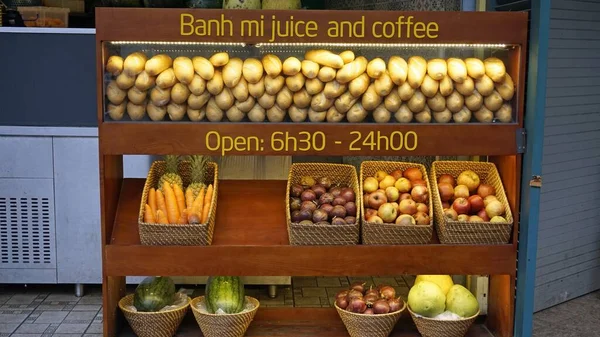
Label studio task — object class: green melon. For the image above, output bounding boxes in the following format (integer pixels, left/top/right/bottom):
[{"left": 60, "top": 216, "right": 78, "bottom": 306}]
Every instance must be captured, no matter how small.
[
  {"left": 133, "top": 276, "right": 176, "bottom": 312},
  {"left": 205, "top": 276, "right": 245, "bottom": 314}
]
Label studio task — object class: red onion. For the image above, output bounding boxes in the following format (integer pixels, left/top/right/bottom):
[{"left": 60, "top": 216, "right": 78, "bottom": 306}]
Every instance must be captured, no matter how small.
[
  {"left": 336, "top": 290, "right": 349, "bottom": 299},
  {"left": 350, "top": 282, "right": 366, "bottom": 293},
  {"left": 363, "top": 308, "right": 374, "bottom": 315},
  {"left": 388, "top": 297, "right": 404, "bottom": 312},
  {"left": 365, "top": 286, "right": 379, "bottom": 298},
  {"left": 364, "top": 293, "right": 379, "bottom": 305},
  {"left": 317, "top": 177, "right": 332, "bottom": 189},
  {"left": 301, "top": 189, "right": 317, "bottom": 201},
  {"left": 319, "top": 203, "right": 334, "bottom": 217},
  {"left": 336, "top": 297, "right": 348, "bottom": 309},
  {"left": 346, "top": 298, "right": 367, "bottom": 313},
  {"left": 301, "top": 200, "right": 317, "bottom": 212},
  {"left": 344, "top": 216, "right": 357, "bottom": 224},
  {"left": 311, "top": 184, "right": 327, "bottom": 197},
  {"left": 344, "top": 202, "right": 357, "bottom": 216},
  {"left": 347, "top": 289, "right": 363, "bottom": 300},
  {"left": 319, "top": 193, "right": 334, "bottom": 205},
  {"left": 312, "top": 209, "right": 328, "bottom": 223},
  {"left": 373, "top": 299, "right": 390, "bottom": 314},
  {"left": 332, "top": 197, "right": 347, "bottom": 206},
  {"left": 331, "top": 217, "right": 347, "bottom": 226},
  {"left": 340, "top": 187, "right": 356, "bottom": 202},
  {"left": 290, "top": 197, "right": 302, "bottom": 211},
  {"left": 379, "top": 286, "right": 396, "bottom": 300},
  {"left": 330, "top": 186, "right": 342, "bottom": 197},
  {"left": 331, "top": 205, "right": 347, "bottom": 218},
  {"left": 290, "top": 184, "right": 304, "bottom": 197}
]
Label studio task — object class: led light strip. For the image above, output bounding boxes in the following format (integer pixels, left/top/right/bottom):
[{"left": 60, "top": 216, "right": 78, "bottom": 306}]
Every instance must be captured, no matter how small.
[
  {"left": 255, "top": 42, "right": 509, "bottom": 48},
  {"left": 108, "top": 41, "right": 247, "bottom": 47}
]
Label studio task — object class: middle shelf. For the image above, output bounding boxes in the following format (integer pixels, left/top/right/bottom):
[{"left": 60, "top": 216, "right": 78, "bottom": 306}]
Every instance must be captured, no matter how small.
[{"left": 106, "top": 178, "right": 516, "bottom": 277}]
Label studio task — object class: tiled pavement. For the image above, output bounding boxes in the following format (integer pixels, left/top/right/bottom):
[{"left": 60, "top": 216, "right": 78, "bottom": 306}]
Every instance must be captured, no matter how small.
[{"left": 1, "top": 277, "right": 598, "bottom": 337}]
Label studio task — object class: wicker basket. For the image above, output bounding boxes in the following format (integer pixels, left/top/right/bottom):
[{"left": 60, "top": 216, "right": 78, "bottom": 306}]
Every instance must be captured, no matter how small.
[
  {"left": 118, "top": 294, "right": 189, "bottom": 337},
  {"left": 335, "top": 301, "right": 406, "bottom": 337},
  {"left": 286, "top": 163, "right": 360, "bottom": 246},
  {"left": 430, "top": 161, "right": 513, "bottom": 244},
  {"left": 408, "top": 306, "right": 479, "bottom": 337},
  {"left": 190, "top": 296, "right": 260, "bottom": 337},
  {"left": 138, "top": 160, "right": 218, "bottom": 246},
  {"left": 360, "top": 161, "right": 433, "bottom": 245}
]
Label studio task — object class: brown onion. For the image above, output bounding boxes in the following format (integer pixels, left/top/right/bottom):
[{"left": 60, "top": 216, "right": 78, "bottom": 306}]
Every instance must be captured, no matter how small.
[
  {"left": 373, "top": 299, "right": 390, "bottom": 314},
  {"left": 364, "top": 293, "right": 379, "bottom": 305},
  {"left": 318, "top": 177, "right": 332, "bottom": 189},
  {"left": 350, "top": 282, "right": 366, "bottom": 293},
  {"left": 379, "top": 286, "right": 396, "bottom": 300},
  {"left": 290, "top": 197, "right": 302, "bottom": 211},
  {"left": 336, "top": 297, "right": 348, "bottom": 309},
  {"left": 312, "top": 209, "right": 328, "bottom": 222},
  {"left": 346, "top": 298, "right": 367, "bottom": 313},
  {"left": 388, "top": 297, "right": 404, "bottom": 312}
]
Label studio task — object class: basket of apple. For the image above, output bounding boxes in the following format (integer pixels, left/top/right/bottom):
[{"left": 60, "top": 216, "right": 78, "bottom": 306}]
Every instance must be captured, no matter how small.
[
  {"left": 286, "top": 163, "right": 360, "bottom": 246},
  {"left": 431, "top": 161, "right": 514, "bottom": 245},
  {"left": 360, "top": 161, "right": 434, "bottom": 245}
]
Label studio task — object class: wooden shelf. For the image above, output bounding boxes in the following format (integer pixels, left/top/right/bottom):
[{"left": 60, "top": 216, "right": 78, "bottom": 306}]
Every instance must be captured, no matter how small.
[
  {"left": 105, "top": 179, "right": 516, "bottom": 277},
  {"left": 118, "top": 308, "right": 495, "bottom": 337},
  {"left": 98, "top": 122, "right": 522, "bottom": 156}
]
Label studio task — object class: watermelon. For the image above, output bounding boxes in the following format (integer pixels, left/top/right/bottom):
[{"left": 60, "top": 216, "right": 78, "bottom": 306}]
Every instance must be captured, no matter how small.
[
  {"left": 205, "top": 276, "right": 245, "bottom": 314},
  {"left": 133, "top": 276, "right": 176, "bottom": 312}
]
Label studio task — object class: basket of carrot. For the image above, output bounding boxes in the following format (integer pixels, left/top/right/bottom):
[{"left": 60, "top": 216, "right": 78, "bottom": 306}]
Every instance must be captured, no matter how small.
[{"left": 138, "top": 155, "right": 218, "bottom": 246}]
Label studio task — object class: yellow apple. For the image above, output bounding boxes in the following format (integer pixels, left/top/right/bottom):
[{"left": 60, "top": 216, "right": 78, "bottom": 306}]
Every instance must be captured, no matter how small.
[
  {"left": 379, "top": 175, "right": 396, "bottom": 189},
  {"left": 364, "top": 177, "right": 379, "bottom": 193},
  {"left": 375, "top": 170, "right": 389, "bottom": 182}
]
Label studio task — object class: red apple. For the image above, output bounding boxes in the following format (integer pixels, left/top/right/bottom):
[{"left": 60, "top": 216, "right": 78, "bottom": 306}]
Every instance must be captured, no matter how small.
[
  {"left": 457, "top": 170, "right": 481, "bottom": 193},
  {"left": 452, "top": 197, "right": 471, "bottom": 215},
  {"left": 395, "top": 214, "right": 416, "bottom": 225},
  {"left": 454, "top": 185, "right": 470, "bottom": 199},
  {"left": 438, "top": 182, "right": 454, "bottom": 202},
  {"left": 442, "top": 201, "right": 450, "bottom": 209},
  {"left": 444, "top": 208, "right": 458, "bottom": 221},
  {"left": 416, "top": 203, "right": 428, "bottom": 214},
  {"left": 477, "top": 209, "right": 491, "bottom": 222},
  {"left": 400, "top": 193, "right": 412, "bottom": 201},
  {"left": 368, "top": 215, "right": 384, "bottom": 224},
  {"left": 378, "top": 203, "right": 398, "bottom": 223},
  {"left": 411, "top": 179, "right": 427, "bottom": 188},
  {"left": 486, "top": 200, "right": 505, "bottom": 218},
  {"left": 375, "top": 170, "right": 389, "bottom": 182},
  {"left": 398, "top": 199, "right": 417, "bottom": 215},
  {"left": 413, "top": 211, "right": 430, "bottom": 226},
  {"left": 477, "top": 184, "right": 495, "bottom": 198},
  {"left": 390, "top": 169, "right": 403, "bottom": 180},
  {"left": 457, "top": 214, "right": 470, "bottom": 221},
  {"left": 385, "top": 187, "right": 400, "bottom": 202},
  {"left": 369, "top": 191, "right": 387, "bottom": 209},
  {"left": 363, "top": 193, "right": 370, "bottom": 207},
  {"left": 484, "top": 195, "right": 499, "bottom": 207},
  {"left": 364, "top": 177, "right": 379, "bottom": 193},
  {"left": 365, "top": 208, "right": 378, "bottom": 219},
  {"left": 403, "top": 167, "right": 423, "bottom": 181},
  {"left": 411, "top": 185, "right": 428, "bottom": 203},
  {"left": 438, "top": 174, "right": 456, "bottom": 187},
  {"left": 394, "top": 178, "right": 412, "bottom": 193},
  {"left": 468, "top": 195, "right": 484, "bottom": 213}
]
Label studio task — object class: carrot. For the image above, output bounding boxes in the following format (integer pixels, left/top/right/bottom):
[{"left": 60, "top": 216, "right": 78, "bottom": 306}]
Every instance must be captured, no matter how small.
[
  {"left": 156, "top": 189, "right": 168, "bottom": 220},
  {"left": 191, "top": 187, "right": 205, "bottom": 219},
  {"left": 185, "top": 187, "right": 194, "bottom": 210},
  {"left": 144, "top": 204, "right": 155, "bottom": 223},
  {"left": 148, "top": 188, "right": 157, "bottom": 217},
  {"left": 173, "top": 184, "right": 186, "bottom": 215},
  {"left": 163, "top": 182, "right": 180, "bottom": 224},
  {"left": 177, "top": 209, "right": 188, "bottom": 224},
  {"left": 201, "top": 184, "right": 213, "bottom": 224},
  {"left": 156, "top": 210, "right": 168, "bottom": 224}
]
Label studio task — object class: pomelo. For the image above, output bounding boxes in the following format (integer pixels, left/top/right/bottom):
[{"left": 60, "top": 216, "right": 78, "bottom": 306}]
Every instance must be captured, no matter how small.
[
  {"left": 446, "top": 284, "right": 480, "bottom": 318},
  {"left": 407, "top": 281, "right": 446, "bottom": 318},
  {"left": 415, "top": 275, "right": 454, "bottom": 295}
]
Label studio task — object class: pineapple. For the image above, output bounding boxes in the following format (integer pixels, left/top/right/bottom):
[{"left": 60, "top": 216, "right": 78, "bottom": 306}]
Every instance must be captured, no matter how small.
[
  {"left": 158, "top": 155, "right": 183, "bottom": 191},
  {"left": 186, "top": 155, "right": 209, "bottom": 198}
]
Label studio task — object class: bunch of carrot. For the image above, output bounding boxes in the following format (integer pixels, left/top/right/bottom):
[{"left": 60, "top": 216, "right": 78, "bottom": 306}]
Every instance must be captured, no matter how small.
[{"left": 143, "top": 183, "right": 214, "bottom": 225}]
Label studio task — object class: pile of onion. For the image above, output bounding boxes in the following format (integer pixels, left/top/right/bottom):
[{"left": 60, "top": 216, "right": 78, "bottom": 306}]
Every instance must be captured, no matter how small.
[{"left": 335, "top": 282, "right": 404, "bottom": 315}]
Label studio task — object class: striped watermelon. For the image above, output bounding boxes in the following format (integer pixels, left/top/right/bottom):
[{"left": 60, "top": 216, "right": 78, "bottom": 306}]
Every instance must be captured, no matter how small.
[
  {"left": 133, "top": 276, "right": 176, "bottom": 312},
  {"left": 205, "top": 276, "right": 245, "bottom": 314}
]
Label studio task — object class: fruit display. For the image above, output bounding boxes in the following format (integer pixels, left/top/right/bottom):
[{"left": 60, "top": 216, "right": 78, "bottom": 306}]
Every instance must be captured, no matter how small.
[
  {"left": 436, "top": 169, "right": 508, "bottom": 223},
  {"left": 408, "top": 275, "right": 479, "bottom": 319},
  {"left": 142, "top": 155, "right": 215, "bottom": 225},
  {"left": 205, "top": 276, "right": 246, "bottom": 314},
  {"left": 289, "top": 175, "right": 357, "bottom": 226},
  {"left": 104, "top": 50, "right": 514, "bottom": 123},
  {"left": 335, "top": 281, "right": 405, "bottom": 315},
  {"left": 133, "top": 276, "right": 177, "bottom": 312},
  {"left": 362, "top": 167, "right": 431, "bottom": 226}
]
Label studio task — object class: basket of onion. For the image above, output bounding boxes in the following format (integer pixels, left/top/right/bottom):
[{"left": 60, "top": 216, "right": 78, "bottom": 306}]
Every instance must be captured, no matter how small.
[{"left": 334, "top": 282, "right": 406, "bottom": 337}]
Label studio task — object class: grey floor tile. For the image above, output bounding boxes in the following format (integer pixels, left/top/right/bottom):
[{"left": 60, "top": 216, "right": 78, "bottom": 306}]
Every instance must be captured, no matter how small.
[
  {"left": 7, "top": 294, "right": 39, "bottom": 305},
  {"left": 76, "top": 297, "right": 102, "bottom": 305},
  {"left": 316, "top": 277, "right": 341, "bottom": 288},
  {"left": 52, "top": 334, "right": 83, "bottom": 337},
  {"left": 0, "top": 312, "right": 29, "bottom": 324},
  {"left": 71, "top": 305, "right": 100, "bottom": 312},
  {"left": 0, "top": 323, "right": 19, "bottom": 333},
  {"left": 12, "top": 334, "right": 42, "bottom": 337},
  {"left": 0, "top": 296, "right": 11, "bottom": 306},
  {"left": 85, "top": 324, "right": 102, "bottom": 334},
  {"left": 63, "top": 312, "right": 95, "bottom": 325},
  {"left": 292, "top": 277, "right": 317, "bottom": 287},
  {"left": 35, "top": 305, "right": 66, "bottom": 312},
  {"left": 35, "top": 311, "right": 68, "bottom": 324},
  {"left": 55, "top": 323, "right": 89, "bottom": 334},
  {"left": 301, "top": 287, "right": 327, "bottom": 298},
  {"left": 15, "top": 324, "right": 51, "bottom": 334},
  {"left": 43, "top": 294, "right": 80, "bottom": 303},
  {"left": 83, "top": 335, "right": 102, "bottom": 337}
]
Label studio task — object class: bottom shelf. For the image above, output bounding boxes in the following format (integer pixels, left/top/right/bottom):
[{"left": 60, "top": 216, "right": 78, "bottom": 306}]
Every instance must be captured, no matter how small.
[{"left": 118, "top": 307, "right": 494, "bottom": 337}]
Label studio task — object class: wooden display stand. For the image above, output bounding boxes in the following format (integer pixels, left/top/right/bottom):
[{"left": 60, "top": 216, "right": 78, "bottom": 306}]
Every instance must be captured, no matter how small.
[{"left": 96, "top": 8, "right": 528, "bottom": 337}]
